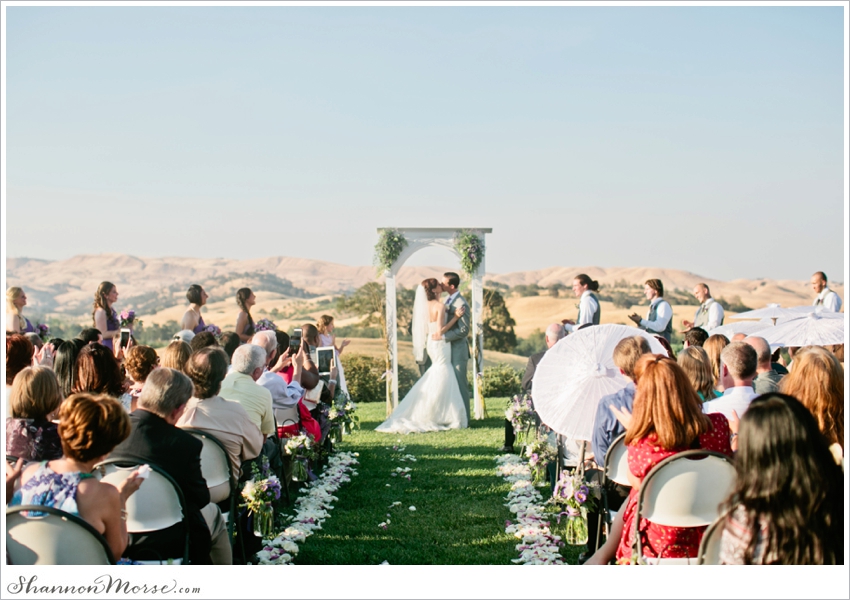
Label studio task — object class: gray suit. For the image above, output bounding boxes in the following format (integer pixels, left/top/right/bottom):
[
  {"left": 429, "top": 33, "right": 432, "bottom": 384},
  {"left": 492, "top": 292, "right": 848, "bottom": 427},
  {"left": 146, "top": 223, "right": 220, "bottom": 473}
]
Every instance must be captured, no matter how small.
[{"left": 443, "top": 292, "right": 471, "bottom": 421}]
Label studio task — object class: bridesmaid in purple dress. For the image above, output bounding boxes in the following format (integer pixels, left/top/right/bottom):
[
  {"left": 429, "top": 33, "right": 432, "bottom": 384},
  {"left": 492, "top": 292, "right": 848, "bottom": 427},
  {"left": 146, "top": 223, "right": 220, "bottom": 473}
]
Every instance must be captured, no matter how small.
[
  {"left": 92, "top": 281, "right": 121, "bottom": 351},
  {"left": 235, "top": 288, "right": 256, "bottom": 343},
  {"left": 182, "top": 284, "right": 209, "bottom": 334},
  {"left": 6, "top": 287, "right": 35, "bottom": 334}
]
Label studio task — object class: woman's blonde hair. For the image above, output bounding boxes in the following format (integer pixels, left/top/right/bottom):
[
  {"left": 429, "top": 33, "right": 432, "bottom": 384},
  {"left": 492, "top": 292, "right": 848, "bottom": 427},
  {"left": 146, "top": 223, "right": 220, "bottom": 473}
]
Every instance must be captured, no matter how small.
[
  {"left": 677, "top": 346, "right": 715, "bottom": 400},
  {"left": 780, "top": 346, "right": 844, "bottom": 450},
  {"left": 316, "top": 315, "right": 334, "bottom": 334},
  {"left": 161, "top": 340, "right": 192, "bottom": 372},
  {"left": 10, "top": 366, "right": 62, "bottom": 420},
  {"left": 6, "top": 287, "right": 26, "bottom": 329},
  {"left": 703, "top": 334, "right": 730, "bottom": 388}
]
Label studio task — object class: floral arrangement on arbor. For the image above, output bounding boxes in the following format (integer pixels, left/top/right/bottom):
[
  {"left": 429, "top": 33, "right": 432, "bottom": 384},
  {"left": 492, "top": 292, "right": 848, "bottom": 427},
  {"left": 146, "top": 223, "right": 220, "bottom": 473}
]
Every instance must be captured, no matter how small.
[
  {"left": 453, "top": 230, "right": 484, "bottom": 275},
  {"left": 241, "top": 455, "right": 282, "bottom": 540},
  {"left": 254, "top": 318, "right": 278, "bottom": 332},
  {"left": 523, "top": 434, "right": 557, "bottom": 485},
  {"left": 374, "top": 229, "right": 408, "bottom": 273},
  {"left": 36, "top": 323, "right": 50, "bottom": 342},
  {"left": 548, "top": 469, "right": 602, "bottom": 545},
  {"left": 119, "top": 309, "right": 142, "bottom": 328}
]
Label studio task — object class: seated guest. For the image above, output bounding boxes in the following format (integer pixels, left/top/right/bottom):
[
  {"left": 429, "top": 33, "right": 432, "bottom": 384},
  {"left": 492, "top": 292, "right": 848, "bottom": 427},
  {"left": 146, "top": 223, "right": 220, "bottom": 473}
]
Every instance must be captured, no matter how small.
[
  {"left": 250, "top": 331, "right": 306, "bottom": 409},
  {"left": 161, "top": 340, "right": 192, "bottom": 372},
  {"left": 270, "top": 331, "right": 293, "bottom": 381},
  {"left": 703, "top": 342, "right": 758, "bottom": 420},
  {"left": 218, "top": 331, "right": 241, "bottom": 363},
  {"left": 6, "top": 334, "right": 34, "bottom": 399},
  {"left": 177, "top": 348, "right": 263, "bottom": 485},
  {"left": 677, "top": 346, "right": 718, "bottom": 402},
  {"left": 703, "top": 334, "right": 730, "bottom": 394},
  {"left": 124, "top": 345, "right": 159, "bottom": 412},
  {"left": 54, "top": 339, "right": 86, "bottom": 398},
  {"left": 173, "top": 330, "right": 195, "bottom": 345},
  {"left": 744, "top": 336, "right": 784, "bottom": 395},
  {"left": 585, "top": 355, "right": 732, "bottom": 564},
  {"left": 190, "top": 331, "right": 219, "bottom": 354},
  {"left": 73, "top": 343, "right": 129, "bottom": 410},
  {"left": 77, "top": 327, "right": 103, "bottom": 345},
  {"left": 682, "top": 327, "right": 709, "bottom": 348},
  {"left": 9, "top": 393, "right": 144, "bottom": 561},
  {"left": 779, "top": 346, "right": 844, "bottom": 462},
  {"left": 25, "top": 332, "right": 44, "bottom": 352},
  {"left": 111, "top": 368, "right": 232, "bottom": 565},
  {"left": 654, "top": 335, "right": 675, "bottom": 359},
  {"left": 720, "top": 393, "right": 843, "bottom": 564},
  {"left": 219, "top": 345, "right": 275, "bottom": 440},
  {"left": 6, "top": 367, "right": 63, "bottom": 464}
]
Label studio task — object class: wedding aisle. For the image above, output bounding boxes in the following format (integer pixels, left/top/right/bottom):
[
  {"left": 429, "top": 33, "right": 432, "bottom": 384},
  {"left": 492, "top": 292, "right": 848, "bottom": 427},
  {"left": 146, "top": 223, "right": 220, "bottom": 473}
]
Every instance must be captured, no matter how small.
[{"left": 291, "top": 397, "right": 583, "bottom": 565}]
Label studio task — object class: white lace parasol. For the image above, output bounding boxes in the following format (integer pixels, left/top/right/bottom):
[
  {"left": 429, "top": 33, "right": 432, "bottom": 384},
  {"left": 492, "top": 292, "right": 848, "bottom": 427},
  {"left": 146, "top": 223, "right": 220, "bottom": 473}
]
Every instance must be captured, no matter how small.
[
  {"left": 531, "top": 324, "right": 666, "bottom": 441},
  {"left": 759, "top": 311, "right": 845, "bottom": 348}
]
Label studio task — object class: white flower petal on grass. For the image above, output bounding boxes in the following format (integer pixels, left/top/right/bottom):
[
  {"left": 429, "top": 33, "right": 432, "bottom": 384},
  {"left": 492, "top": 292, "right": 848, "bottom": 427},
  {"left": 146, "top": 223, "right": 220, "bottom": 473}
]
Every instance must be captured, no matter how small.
[{"left": 409, "top": 506, "right": 416, "bottom": 511}]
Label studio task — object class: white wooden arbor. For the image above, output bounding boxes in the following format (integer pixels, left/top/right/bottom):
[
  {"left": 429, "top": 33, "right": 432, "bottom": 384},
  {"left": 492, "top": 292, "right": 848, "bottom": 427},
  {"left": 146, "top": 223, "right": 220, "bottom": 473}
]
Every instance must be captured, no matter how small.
[{"left": 379, "top": 227, "right": 492, "bottom": 419}]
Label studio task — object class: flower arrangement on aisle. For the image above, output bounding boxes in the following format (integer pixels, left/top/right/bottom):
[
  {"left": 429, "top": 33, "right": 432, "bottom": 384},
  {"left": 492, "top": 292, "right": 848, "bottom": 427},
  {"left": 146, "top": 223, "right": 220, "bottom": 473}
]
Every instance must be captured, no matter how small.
[
  {"left": 119, "top": 309, "right": 142, "bottom": 328},
  {"left": 374, "top": 229, "right": 408, "bottom": 273},
  {"left": 505, "top": 394, "right": 536, "bottom": 449},
  {"left": 453, "top": 230, "right": 484, "bottom": 275},
  {"left": 36, "top": 323, "right": 50, "bottom": 342},
  {"left": 547, "top": 469, "right": 601, "bottom": 546},
  {"left": 496, "top": 454, "right": 564, "bottom": 565},
  {"left": 241, "top": 456, "right": 283, "bottom": 540},
  {"left": 256, "top": 451, "right": 360, "bottom": 565},
  {"left": 283, "top": 433, "right": 319, "bottom": 482},
  {"left": 523, "top": 434, "right": 557, "bottom": 485},
  {"left": 328, "top": 397, "right": 359, "bottom": 443},
  {"left": 254, "top": 318, "right": 278, "bottom": 332}
]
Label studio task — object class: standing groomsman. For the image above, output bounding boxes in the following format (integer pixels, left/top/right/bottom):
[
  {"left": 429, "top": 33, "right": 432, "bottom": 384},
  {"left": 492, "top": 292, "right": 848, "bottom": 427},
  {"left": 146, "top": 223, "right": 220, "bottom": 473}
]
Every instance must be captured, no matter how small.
[
  {"left": 628, "top": 279, "right": 673, "bottom": 342},
  {"left": 682, "top": 283, "right": 724, "bottom": 332}
]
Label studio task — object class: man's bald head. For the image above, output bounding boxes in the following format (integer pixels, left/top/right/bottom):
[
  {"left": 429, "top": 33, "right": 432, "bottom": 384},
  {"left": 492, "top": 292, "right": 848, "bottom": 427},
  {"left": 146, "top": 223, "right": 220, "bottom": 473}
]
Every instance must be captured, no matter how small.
[
  {"left": 545, "top": 323, "right": 565, "bottom": 348},
  {"left": 744, "top": 336, "right": 772, "bottom": 370},
  {"left": 731, "top": 332, "right": 747, "bottom": 343}
]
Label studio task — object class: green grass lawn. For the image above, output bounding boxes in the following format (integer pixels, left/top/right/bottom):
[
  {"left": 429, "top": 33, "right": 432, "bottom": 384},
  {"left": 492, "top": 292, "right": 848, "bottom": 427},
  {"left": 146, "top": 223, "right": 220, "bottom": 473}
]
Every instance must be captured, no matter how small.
[{"left": 289, "top": 397, "right": 583, "bottom": 565}]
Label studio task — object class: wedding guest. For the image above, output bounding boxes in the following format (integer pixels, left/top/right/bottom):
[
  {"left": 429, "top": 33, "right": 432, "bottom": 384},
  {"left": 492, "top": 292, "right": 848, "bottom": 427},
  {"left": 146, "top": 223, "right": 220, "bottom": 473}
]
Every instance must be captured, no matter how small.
[
  {"left": 810, "top": 271, "right": 843, "bottom": 312},
  {"left": 703, "top": 334, "right": 730, "bottom": 393},
  {"left": 92, "top": 281, "right": 121, "bottom": 351},
  {"left": 25, "top": 332, "right": 44, "bottom": 352},
  {"left": 682, "top": 327, "right": 709, "bottom": 348},
  {"left": 654, "top": 335, "right": 675, "bottom": 359},
  {"left": 54, "top": 339, "right": 86, "bottom": 398},
  {"left": 235, "top": 288, "right": 256, "bottom": 343},
  {"left": 73, "top": 344, "right": 129, "bottom": 411},
  {"left": 6, "top": 287, "right": 35, "bottom": 334},
  {"left": 161, "top": 340, "right": 192, "bottom": 372},
  {"left": 77, "top": 328, "right": 103, "bottom": 345},
  {"left": 744, "top": 336, "right": 783, "bottom": 395},
  {"left": 177, "top": 348, "right": 263, "bottom": 485},
  {"left": 677, "top": 346, "right": 718, "bottom": 402},
  {"left": 298, "top": 324, "right": 321, "bottom": 392},
  {"left": 173, "top": 330, "right": 195, "bottom": 345},
  {"left": 219, "top": 344, "right": 275, "bottom": 440},
  {"left": 562, "top": 274, "right": 601, "bottom": 332},
  {"left": 219, "top": 331, "right": 241, "bottom": 363},
  {"left": 9, "top": 393, "right": 145, "bottom": 562},
  {"left": 6, "top": 367, "right": 63, "bottom": 464},
  {"left": 830, "top": 344, "right": 844, "bottom": 364},
  {"left": 6, "top": 334, "right": 34, "bottom": 391},
  {"left": 182, "top": 285, "right": 210, "bottom": 334},
  {"left": 703, "top": 342, "right": 758, "bottom": 421},
  {"left": 317, "top": 315, "right": 350, "bottom": 395},
  {"left": 730, "top": 332, "right": 747, "bottom": 343},
  {"left": 270, "top": 331, "right": 292, "bottom": 379},
  {"left": 779, "top": 346, "right": 844, "bottom": 460},
  {"left": 124, "top": 345, "right": 160, "bottom": 412},
  {"left": 111, "top": 368, "right": 232, "bottom": 565},
  {"left": 190, "top": 331, "right": 219, "bottom": 353},
  {"left": 682, "top": 283, "right": 724, "bottom": 331},
  {"left": 719, "top": 393, "right": 843, "bottom": 564},
  {"left": 585, "top": 355, "right": 732, "bottom": 565},
  {"left": 628, "top": 279, "right": 673, "bottom": 342}
]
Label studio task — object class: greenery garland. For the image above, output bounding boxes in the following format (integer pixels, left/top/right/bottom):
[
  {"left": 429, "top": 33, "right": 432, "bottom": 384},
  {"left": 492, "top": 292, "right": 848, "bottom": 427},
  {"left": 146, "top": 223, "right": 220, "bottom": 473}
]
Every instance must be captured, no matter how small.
[
  {"left": 374, "top": 229, "right": 408, "bottom": 273},
  {"left": 454, "top": 230, "right": 485, "bottom": 275}
]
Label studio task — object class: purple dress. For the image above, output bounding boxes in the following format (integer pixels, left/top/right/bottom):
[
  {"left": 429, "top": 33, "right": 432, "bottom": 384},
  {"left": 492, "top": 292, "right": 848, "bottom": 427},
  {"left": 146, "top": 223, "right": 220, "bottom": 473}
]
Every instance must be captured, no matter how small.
[
  {"left": 100, "top": 308, "right": 121, "bottom": 351},
  {"left": 193, "top": 315, "right": 207, "bottom": 334},
  {"left": 22, "top": 317, "right": 34, "bottom": 333},
  {"left": 6, "top": 418, "right": 63, "bottom": 463}
]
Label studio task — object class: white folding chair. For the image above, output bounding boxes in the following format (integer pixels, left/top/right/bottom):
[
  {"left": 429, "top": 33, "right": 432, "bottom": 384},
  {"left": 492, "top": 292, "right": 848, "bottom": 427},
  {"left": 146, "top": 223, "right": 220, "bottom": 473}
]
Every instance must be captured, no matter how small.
[
  {"left": 635, "top": 450, "right": 735, "bottom": 565},
  {"left": 97, "top": 458, "right": 190, "bottom": 564},
  {"left": 6, "top": 505, "right": 115, "bottom": 565},
  {"left": 594, "top": 433, "right": 631, "bottom": 551},
  {"left": 181, "top": 428, "right": 237, "bottom": 540},
  {"left": 698, "top": 512, "right": 729, "bottom": 565}
]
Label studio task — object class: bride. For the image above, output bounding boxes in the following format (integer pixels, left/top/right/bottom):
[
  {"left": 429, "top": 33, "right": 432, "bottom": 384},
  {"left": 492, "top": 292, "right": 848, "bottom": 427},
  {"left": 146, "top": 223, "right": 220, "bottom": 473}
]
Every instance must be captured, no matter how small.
[{"left": 376, "top": 278, "right": 469, "bottom": 434}]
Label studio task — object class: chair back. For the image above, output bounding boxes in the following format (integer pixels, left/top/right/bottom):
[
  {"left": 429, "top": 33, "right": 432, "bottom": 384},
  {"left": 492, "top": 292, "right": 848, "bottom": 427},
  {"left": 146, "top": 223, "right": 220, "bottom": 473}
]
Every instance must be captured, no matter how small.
[
  {"left": 638, "top": 450, "right": 735, "bottom": 528},
  {"left": 97, "top": 460, "right": 186, "bottom": 532},
  {"left": 698, "top": 513, "right": 729, "bottom": 565},
  {"left": 6, "top": 505, "right": 115, "bottom": 565},
  {"left": 274, "top": 406, "right": 300, "bottom": 427},
  {"left": 604, "top": 434, "right": 630, "bottom": 486},
  {"left": 182, "top": 428, "right": 234, "bottom": 504}
]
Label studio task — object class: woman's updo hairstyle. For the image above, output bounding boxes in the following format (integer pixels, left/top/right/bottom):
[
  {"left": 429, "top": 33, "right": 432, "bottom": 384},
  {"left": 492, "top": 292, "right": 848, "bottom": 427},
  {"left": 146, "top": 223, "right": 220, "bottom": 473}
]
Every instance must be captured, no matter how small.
[
  {"left": 58, "top": 393, "right": 131, "bottom": 463},
  {"left": 125, "top": 345, "right": 159, "bottom": 382},
  {"left": 186, "top": 284, "right": 204, "bottom": 305},
  {"left": 575, "top": 274, "right": 599, "bottom": 292},
  {"left": 422, "top": 278, "right": 440, "bottom": 301}
]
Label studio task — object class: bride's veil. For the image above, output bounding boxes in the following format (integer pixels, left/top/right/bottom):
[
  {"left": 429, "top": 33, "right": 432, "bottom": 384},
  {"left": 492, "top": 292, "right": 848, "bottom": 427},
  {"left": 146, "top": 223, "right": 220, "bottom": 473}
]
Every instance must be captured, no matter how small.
[{"left": 412, "top": 283, "right": 429, "bottom": 363}]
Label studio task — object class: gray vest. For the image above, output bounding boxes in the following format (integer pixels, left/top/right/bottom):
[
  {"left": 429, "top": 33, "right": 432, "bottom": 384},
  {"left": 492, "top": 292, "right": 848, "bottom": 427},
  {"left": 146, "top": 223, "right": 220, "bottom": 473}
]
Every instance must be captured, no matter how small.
[
  {"left": 587, "top": 291, "right": 601, "bottom": 325},
  {"left": 646, "top": 299, "right": 673, "bottom": 342}
]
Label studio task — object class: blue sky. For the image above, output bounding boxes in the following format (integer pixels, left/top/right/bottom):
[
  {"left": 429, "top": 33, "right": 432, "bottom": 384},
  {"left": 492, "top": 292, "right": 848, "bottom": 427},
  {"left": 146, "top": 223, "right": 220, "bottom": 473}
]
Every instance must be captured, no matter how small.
[{"left": 4, "top": 5, "right": 846, "bottom": 281}]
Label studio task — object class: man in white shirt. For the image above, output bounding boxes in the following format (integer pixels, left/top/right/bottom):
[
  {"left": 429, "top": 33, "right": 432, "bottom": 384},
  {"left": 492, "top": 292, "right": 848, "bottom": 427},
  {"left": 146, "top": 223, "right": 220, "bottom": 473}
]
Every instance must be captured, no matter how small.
[
  {"left": 682, "top": 283, "right": 724, "bottom": 332},
  {"left": 563, "top": 274, "right": 600, "bottom": 333},
  {"left": 250, "top": 331, "right": 305, "bottom": 411},
  {"left": 811, "top": 271, "right": 843, "bottom": 312},
  {"left": 628, "top": 278, "right": 673, "bottom": 342},
  {"left": 219, "top": 344, "right": 275, "bottom": 439},
  {"left": 703, "top": 342, "right": 759, "bottom": 421}
]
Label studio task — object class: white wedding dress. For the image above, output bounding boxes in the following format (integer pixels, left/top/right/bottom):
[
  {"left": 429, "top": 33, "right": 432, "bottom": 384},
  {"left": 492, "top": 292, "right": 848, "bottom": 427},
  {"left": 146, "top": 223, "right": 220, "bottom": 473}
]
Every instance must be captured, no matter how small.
[{"left": 376, "top": 321, "right": 468, "bottom": 434}]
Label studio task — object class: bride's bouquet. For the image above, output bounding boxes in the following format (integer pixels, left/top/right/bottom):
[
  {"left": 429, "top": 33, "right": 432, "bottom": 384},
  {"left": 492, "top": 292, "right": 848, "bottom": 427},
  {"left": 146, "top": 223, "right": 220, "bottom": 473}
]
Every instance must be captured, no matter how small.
[{"left": 241, "top": 456, "right": 283, "bottom": 540}]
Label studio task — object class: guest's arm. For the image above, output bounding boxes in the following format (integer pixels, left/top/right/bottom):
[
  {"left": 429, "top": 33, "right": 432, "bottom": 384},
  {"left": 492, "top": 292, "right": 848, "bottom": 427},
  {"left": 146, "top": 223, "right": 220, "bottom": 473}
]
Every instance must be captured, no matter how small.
[{"left": 584, "top": 509, "right": 625, "bottom": 565}]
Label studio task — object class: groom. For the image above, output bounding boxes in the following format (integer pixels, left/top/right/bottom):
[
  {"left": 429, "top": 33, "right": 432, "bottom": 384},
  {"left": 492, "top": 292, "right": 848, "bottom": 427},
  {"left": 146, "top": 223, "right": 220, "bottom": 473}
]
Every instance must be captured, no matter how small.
[{"left": 439, "top": 272, "right": 471, "bottom": 421}]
